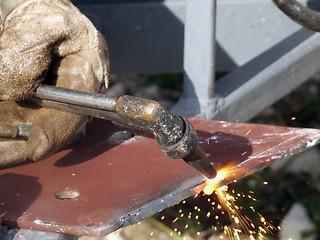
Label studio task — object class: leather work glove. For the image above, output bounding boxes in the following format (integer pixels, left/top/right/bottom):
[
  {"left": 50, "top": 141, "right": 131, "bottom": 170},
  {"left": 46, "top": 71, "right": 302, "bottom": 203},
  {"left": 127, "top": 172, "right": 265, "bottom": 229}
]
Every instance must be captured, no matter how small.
[{"left": 0, "top": 0, "right": 110, "bottom": 167}]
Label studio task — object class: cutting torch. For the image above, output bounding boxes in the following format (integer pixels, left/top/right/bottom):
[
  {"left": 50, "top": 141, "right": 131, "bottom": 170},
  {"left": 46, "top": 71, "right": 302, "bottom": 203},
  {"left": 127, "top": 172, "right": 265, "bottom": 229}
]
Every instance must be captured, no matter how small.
[{"left": 29, "top": 84, "right": 217, "bottom": 179}]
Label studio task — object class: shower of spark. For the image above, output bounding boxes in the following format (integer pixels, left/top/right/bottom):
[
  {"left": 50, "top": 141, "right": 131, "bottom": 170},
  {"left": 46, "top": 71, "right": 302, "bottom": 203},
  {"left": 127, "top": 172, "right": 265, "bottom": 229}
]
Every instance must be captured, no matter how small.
[
  {"left": 159, "top": 169, "right": 278, "bottom": 239},
  {"left": 213, "top": 185, "right": 277, "bottom": 239}
]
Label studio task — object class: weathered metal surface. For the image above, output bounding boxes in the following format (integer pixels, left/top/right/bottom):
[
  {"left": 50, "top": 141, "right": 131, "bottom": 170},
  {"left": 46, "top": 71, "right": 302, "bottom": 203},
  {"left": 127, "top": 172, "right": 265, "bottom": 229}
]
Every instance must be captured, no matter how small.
[{"left": 1, "top": 119, "right": 320, "bottom": 237}]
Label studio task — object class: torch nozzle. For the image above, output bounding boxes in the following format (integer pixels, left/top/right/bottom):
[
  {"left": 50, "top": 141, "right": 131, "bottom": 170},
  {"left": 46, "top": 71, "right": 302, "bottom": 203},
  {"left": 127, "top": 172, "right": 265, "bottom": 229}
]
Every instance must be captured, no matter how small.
[{"left": 183, "top": 144, "right": 217, "bottom": 179}]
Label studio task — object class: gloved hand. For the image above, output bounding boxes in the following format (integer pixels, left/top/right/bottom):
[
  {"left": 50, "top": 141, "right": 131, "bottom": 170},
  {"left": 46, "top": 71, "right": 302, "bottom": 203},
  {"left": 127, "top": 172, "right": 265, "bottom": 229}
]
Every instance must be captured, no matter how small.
[{"left": 0, "top": 0, "right": 110, "bottom": 167}]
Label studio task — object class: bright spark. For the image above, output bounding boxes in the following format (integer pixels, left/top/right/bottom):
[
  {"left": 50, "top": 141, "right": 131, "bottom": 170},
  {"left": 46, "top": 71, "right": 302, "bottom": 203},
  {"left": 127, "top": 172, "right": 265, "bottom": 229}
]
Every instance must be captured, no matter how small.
[
  {"left": 203, "top": 170, "right": 228, "bottom": 195},
  {"left": 172, "top": 217, "right": 178, "bottom": 223},
  {"left": 159, "top": 167, "right": 279, "bottom": 239}
]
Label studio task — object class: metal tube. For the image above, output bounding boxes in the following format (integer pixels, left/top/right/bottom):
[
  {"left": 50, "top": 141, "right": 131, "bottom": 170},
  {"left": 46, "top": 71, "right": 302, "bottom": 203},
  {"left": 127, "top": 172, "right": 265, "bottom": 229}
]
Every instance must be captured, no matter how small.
[
  {"left": 35, "top": 84, "right": 117, "bottom": 112},
  {"left": 32, "top": 85, "right": 217, "bottom": 179},
  {"left": 28, "top": 98, "right": 128, "bottom": 126},
  {"left": 272, "top": 0, "right": 320, "bottom": 32}
]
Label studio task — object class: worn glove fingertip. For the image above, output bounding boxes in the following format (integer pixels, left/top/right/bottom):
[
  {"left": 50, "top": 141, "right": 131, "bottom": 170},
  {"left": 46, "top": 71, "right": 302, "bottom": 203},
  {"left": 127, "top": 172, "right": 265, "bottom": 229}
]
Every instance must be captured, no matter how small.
[
  {"left": 0, "top": 140, "right": 28, "bottom": 168},
  {"left": 27, "top": 126, "right": 51, "bottom": 161}
]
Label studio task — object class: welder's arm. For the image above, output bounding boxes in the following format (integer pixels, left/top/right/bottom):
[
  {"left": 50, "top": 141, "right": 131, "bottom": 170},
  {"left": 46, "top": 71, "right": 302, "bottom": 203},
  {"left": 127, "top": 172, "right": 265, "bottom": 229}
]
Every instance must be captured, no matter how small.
[{"left": 0, "top": 0, "right": 109, "bottom": 167}]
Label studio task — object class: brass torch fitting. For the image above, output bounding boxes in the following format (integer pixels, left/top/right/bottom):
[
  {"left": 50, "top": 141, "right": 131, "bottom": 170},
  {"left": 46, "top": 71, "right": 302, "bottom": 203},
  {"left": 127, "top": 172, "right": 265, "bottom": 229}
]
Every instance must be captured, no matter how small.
[{"left": 115, "top": 95, "right": 217, "bottom": 179}]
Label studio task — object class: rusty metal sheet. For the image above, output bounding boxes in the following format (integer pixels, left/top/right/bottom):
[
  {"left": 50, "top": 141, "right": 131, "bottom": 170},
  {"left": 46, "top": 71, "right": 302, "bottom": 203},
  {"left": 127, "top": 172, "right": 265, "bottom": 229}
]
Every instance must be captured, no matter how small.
[{"left": 1, "top": 119, "right": 320, "bottom": 237}]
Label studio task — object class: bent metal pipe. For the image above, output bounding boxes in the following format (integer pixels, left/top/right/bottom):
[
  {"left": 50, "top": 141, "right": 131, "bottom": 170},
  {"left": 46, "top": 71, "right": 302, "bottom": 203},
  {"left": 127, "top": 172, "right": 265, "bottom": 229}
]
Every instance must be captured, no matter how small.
[{"left": 30, "top": 84, "right": 217, "bottom": 179}]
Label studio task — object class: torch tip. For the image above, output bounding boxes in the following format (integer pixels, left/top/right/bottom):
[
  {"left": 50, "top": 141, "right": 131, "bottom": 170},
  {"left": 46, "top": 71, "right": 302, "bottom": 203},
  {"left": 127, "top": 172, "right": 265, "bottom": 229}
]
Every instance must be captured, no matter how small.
[{"left": 183, "top": 144, "right": 217, "bottom": 179}]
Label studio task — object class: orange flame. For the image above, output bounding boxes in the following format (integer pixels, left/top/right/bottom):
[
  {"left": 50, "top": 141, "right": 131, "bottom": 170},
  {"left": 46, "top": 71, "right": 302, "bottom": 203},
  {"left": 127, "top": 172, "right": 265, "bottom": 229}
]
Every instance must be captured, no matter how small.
[{"left": 203, "top": 170, "right": 228, "bottom": 195}]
